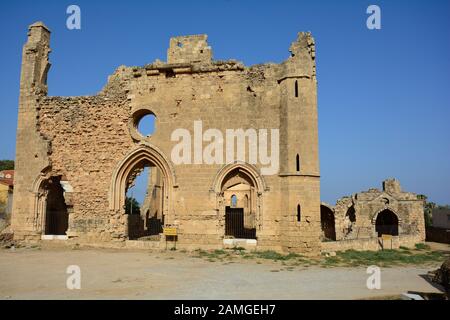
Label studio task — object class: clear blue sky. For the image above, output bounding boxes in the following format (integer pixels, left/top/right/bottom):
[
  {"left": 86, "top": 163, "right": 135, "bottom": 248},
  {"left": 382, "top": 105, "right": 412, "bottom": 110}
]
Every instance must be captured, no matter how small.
[{"left": 1, "top": 0, "right": 449, "bottom": 205}]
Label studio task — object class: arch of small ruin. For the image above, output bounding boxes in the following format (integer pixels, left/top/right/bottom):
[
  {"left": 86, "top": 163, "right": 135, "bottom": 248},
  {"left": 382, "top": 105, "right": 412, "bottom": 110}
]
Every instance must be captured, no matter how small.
[
  {"left": 373, "top": 208, "right": 400, "bottom": 237},
  {"left": 320, "top": 204, "right": 336, "bottom": 241}
]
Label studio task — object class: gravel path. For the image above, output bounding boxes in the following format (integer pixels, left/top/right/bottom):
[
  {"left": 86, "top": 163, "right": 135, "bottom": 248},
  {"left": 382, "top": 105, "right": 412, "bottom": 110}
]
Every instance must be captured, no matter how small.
[{"left": 0, "top": 247, "right": 444, "bottom": 300}]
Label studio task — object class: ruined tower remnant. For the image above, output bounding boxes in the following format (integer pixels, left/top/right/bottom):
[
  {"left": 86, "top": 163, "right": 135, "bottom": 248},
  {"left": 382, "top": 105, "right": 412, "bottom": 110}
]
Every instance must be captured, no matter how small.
[
  {"left": 12, "top": 22, "right": 53, "bottom": 240},
  {"left": 12, "top": 21, "right": 321, "bottom": 253}
]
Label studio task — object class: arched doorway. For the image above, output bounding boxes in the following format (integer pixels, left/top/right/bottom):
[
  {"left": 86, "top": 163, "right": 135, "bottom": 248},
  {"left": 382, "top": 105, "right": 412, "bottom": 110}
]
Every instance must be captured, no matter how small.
[
  {"left": 320, "top": 205, "right": 336, "bottom": 241},
  {"left": 110, "top": 145, "right": 176, "bottom": 240},
  {"left": 125, "top": 162, "right": 165, "bottom": 239},
  {"left": 375, "top": 209, "right": 399, "bottom": 237},
  {"left": 213, "top": 163, "right": 266, "bottom": 240},
  {"left": 222, "top": 169, "right": 256, "bottom": 239},
  {"left": 43, "top": 176, "right": 68, "bottom": 235}
]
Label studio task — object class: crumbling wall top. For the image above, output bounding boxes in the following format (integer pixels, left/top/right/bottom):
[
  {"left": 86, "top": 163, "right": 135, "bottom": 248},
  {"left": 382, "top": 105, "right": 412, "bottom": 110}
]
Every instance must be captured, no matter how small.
[
  {"left": 27, "top": 21, "right": 51, "bottom": 44},
  {"left": 278, "top": 31, "right": 317, "bottom": 82},
  {"left": 167, "top": 34, "right": 212, "bottom": 64},
  {"left": 383, "top": 178, "right": 402, "bottom": 194},
  {"left": 289, "top": 32, "right": 315, "bottom": 59},
  {"left": 29, "top": 21, "right": 51, "bottom": 33},
  {"left": 22, "top": 21, "right": 51, "bottom": 96},
  {"left": 333, "top": 179, "right": 421, "bottom": 206}
]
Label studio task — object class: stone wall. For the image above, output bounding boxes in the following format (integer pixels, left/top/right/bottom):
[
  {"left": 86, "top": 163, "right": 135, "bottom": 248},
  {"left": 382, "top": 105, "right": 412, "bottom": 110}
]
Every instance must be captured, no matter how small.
[
  {"left": 321, "top": 234, "right": 423, "bottom": 252},
  {"left": 12, "top": 23, "right": 321, "bottom": 254}
]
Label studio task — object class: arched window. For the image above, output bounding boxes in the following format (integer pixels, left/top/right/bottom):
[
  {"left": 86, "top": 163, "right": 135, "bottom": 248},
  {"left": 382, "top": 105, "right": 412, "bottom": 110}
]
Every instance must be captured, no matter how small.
[
  {"left": 296, "top": 154, "right": 300, "bottom": 172},
  {"left": 295, "top": 80, "right": 299, "bottom": 98},
  {"left": 231, "top": 194, "right": 237, "bottom": 207},
  {"left": 297, "top": 204, "right": 301, "bottom": 222}
]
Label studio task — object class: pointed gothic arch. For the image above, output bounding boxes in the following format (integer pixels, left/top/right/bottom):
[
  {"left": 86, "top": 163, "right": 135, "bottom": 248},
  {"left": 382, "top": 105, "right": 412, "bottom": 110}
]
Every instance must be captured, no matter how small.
[
  {"left": 109, "top": 145, "right": 177, "bottom": 235},
  {"left": 212, "top": 162, "right": 266, "bottom": 239},
  {"left": 373, "top": 208, "right": 399, "bottom": 237}
]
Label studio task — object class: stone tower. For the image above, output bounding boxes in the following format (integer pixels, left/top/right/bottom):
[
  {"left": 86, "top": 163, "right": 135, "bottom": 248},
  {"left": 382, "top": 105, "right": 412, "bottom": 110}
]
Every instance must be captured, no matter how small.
[
  {"left": 12, "top": 22, "right": 52, "bottom": 240},
  {"left": 278, "top": 32, "right": 320, "bottom": 252}
]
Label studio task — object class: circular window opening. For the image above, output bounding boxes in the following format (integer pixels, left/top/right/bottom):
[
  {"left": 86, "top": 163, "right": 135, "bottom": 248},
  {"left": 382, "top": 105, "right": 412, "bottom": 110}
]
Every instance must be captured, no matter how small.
[{"left": 136, "top": 113, "right": 156, "bottom": 137}]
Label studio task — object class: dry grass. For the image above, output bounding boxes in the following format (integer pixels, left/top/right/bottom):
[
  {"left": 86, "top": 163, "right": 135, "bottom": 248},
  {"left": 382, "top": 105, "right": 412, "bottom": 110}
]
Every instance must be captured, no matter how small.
[{"left": 191, "top": 245, "right": 449, "bottom": 268}]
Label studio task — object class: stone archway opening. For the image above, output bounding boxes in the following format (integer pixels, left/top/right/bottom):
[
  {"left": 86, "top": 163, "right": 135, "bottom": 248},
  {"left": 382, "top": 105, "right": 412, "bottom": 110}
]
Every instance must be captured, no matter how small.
[
  {"left": 375, "top": 209, "right": 399, "bottom": 237},
  {"left": 125, "top": 160, "right": 165, "bottom": 240},
  {"left": 320, "top": 205, "right": 336, "bottom": 241},
  {"left": 43, "top": 176, "right": 68, "bottom": 236},
  {"left": 221, "top": 168, "right": 257, "bottom": 240},
  {"left": 110, "top": 146, "right": 176, "bottom": 241}
]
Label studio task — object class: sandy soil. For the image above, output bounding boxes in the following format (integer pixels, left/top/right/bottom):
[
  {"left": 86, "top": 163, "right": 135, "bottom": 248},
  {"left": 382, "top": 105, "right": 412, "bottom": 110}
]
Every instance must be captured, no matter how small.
[{"left": 0, "top": 245, "right": 445, "bottom": 300}]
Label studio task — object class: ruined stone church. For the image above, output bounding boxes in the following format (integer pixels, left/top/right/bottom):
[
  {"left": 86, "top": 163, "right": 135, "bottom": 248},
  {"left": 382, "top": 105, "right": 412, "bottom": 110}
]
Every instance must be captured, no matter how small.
[{"left": 11, "top": 22, "right": 425, "bottom": 254}]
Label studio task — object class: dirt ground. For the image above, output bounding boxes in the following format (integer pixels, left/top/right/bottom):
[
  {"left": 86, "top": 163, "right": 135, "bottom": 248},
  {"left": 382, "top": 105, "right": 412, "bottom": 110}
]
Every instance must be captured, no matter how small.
[{"left": 0, "top": 242, "right": 447, "bottom": 300}]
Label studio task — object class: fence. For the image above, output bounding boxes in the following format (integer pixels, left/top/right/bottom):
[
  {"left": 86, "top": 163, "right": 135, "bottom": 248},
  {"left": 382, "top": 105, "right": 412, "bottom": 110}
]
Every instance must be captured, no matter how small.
[
  {"left": 426, "top": 227, "right": 450, "bottom": 244},
  {"left": 225, "top": 207, "right": 256, "bottom": 239}
]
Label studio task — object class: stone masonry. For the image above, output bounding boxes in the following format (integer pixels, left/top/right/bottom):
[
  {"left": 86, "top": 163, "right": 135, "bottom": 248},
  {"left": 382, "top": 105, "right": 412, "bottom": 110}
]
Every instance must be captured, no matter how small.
[
  {"left": 11, "top": 22, "right": 320, "bottom": 254},
  {"left": 320, "top": 179, "right": 426, "bottom": 251},
  {"left": 11, "top": 22, "right": 425, "bottom": 254}
]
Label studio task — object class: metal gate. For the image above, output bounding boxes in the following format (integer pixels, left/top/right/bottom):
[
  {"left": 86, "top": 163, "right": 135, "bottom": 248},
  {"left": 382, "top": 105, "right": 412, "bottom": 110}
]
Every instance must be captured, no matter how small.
[
  {"left": 225, "top": 207, "right": 256, "bottom": 239},
  {"left": 45, "top": 209, "right": 68, "bottom": 235}
]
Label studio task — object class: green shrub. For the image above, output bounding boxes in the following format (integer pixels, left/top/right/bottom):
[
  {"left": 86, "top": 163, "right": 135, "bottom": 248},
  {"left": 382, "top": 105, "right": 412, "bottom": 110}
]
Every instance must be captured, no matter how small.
[
  {"left": 253, "top": 251, "right": 302, "bottom": 261},
  {"left": 415, "top": 243, "right": 430, "bottom": 250}
]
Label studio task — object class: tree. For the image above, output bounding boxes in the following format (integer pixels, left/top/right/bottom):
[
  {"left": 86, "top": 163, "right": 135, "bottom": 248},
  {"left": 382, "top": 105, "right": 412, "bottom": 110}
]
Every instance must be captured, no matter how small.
[
  {"left": 125, "top": 197, "right": 140, "bottom": 215},
  {"left": 0, "top": 160, "right": 14, "bottom": 171},
  {"left": 418, "top": 194, "right": 435, "bottom": 228}
]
